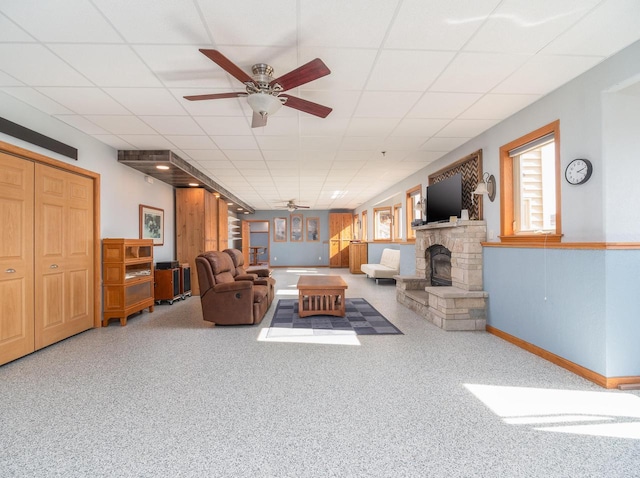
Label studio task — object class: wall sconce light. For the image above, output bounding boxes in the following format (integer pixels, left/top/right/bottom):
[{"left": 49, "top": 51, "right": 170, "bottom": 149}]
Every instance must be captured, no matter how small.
[{"left": 473, "top": 172, "right": 496, "bottom": 202}]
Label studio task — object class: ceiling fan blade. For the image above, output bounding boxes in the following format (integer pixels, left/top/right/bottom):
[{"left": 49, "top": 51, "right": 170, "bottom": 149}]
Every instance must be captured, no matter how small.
[
  {"left": 251, "top": 111, "right": 267, "bottom": 128},
  {"left": 295, "top": 205, "right": 310, "bottom": 209},
  {"left": 280, "top": 94, "right": 332, "bottom": 118},
  {"left": 270, "top": 58, "right": 330, "bottom": 91},
  {"left": 183, "top": 92, "right": 246, "bottom": 101},
  {"left": 198, "top": 49, "right": 256, "bottom": 86}
]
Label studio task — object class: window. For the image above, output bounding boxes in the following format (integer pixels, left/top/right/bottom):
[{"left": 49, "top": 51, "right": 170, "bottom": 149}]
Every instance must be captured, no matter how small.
[
  {"left": 393, "top": 203, "right": 402, "bottom": 241},
  {"left": 500, "top": 120, "right": 562, "bottom": 243},
  {"left": 361, "top": 210, "right": 368, "bottom": 241},
  {"left": 373, "top": 206, "right": 392, "bottom": 241},
  {"left": 406, "top": 185, "right": 422, "bottom": 241}
]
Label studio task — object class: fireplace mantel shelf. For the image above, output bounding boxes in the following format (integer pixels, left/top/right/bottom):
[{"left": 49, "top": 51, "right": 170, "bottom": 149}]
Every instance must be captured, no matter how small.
[{"left": 413, "top": 219, "right": 486, "bottom": 231}]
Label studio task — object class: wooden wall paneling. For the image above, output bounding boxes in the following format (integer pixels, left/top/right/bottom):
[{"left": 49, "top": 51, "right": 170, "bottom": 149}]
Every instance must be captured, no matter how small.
[
  {"left": 176, "top": 188, "right": 219, "bottom": 296},
  {"left": 0, "top": 153, "right": 35, "bottom": 364},
  {"left": 218, "top": 200, "right": 228, "bottom": 251}
]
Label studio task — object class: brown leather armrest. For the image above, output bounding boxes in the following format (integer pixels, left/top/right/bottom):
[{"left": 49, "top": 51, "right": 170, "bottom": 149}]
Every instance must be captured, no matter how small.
[
  {"left": 236, "top": 273, "right": 258, "bottom": 281},
  {"left": 213, "top": 280, "right": 252, "bottom": 293}
]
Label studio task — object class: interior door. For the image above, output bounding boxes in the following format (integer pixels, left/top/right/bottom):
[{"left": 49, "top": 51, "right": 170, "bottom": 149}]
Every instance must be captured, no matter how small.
[
  {"left": 339, "top": 213, "right": 353, "bottom": 267},
  {"left": 0, "top": 153, "right": 35, "bottom": 365},
  {"left": 329, "top": 213, "right": 342, "bottom": 267},
  {"left": 241, "top": 221, "right": 250, "bottom": 266},
  {"left": 34, "top": 164, "right": 94, "bottom": 349}
]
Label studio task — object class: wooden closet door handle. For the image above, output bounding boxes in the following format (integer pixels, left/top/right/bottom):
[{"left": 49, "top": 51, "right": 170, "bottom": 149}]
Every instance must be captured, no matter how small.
[
  {"left": 49, "top": 264, "right": 59, "bottom": 269},
  {"left": 5, "top": 268, "right": 16, "bottom": 273}
]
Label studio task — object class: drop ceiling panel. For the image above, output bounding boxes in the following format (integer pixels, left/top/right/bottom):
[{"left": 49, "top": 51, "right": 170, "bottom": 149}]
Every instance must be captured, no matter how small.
[
  {"left": 298, "top": 48, "right": 377, "bottom": 91},
  {"left": 36, "top": 87, "right": 130, "bottom": 114},
  {"left": 346, "top": 118, "right": 401, "bottom": 137},
  {"left": 494, "top": 55, "right": 603, "bottom": 94},
  {"left": 367, "top": 50, "right": 456, "bottom": 91},
  {"left": 354, "top": 92, "right": 422, "bottom": 118},
  {"left": 540, "top": 0, "right": 640, "bottom": 56},
  {"left": 0, "top": 14, "right": 35, "bottom": 41},
  {"left": 408, "top": 92, "right": 483, "bottom": 119},
  {"left": 194, "top": 116, "right": 252, "bottom": 136},
  {"left": 2, "top": 87, "right": 72, "bottom": 114},
  {"left": 55, "top": 115, "right": 109, "bottom": 135},
  {"left": 165, "top": 135, "right": 216, "bottom": 150},
  {"left": 298, "top": 0, "right": 399, "bottom": 48},
  {"left": 199, "top": 0, "right": 297, "bottom": 47},
  {"left": 435, "top": 119, "right": 499, "bottom": 138},
  {"left": 117, "top": 135, "right": 177, "bottom": 149},
  {"left": 0, "top": 45, "right": 92, "bottom": 86},
  {"left": 104, "top": 88, "right": 187, "bottom": 116},
  {"left": 140, "top": 116, "right": 204, "bottom": 135},
  {"left": 464, "top": 0, "right": 601, "bottom": 54},
  {"left": 458, "top": 93, "right": 541, "bottom": 119},
  {"left": 50, "top": 45, "right": 161, "bottom": 87},
  {"left": 212, "top": 136, "right": 259, "bottom": 150},
  {"left": 224, "top": 150, "right": 264, "bottom": 162},
  {"left": 85, "top": 115, "right": 156, "bottom": 135},
  {"left": 430, "top": 52, "right": 528, "bottom": 93},
  {"left": 384, "top": 0, "right": 502, "bottom": 50},
  {"left": 134, "top": 45, "right": 234, "bottom": 89},
  {"left": 1, "top": 0, "right": 121, "bottom": 43},
  {"left": 94, "top": 0, "right": 210, "bottom": 44}
]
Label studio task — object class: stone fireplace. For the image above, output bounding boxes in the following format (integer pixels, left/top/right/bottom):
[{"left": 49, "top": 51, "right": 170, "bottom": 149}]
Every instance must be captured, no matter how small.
[{"left": 396, "top": 220, "right": 488, "bottom": 331}]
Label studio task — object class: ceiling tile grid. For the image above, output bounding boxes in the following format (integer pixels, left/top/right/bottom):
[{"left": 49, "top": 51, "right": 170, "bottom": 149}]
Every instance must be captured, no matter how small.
[{"left": 1, "top": 0, "right": 639, "bottom": 210}]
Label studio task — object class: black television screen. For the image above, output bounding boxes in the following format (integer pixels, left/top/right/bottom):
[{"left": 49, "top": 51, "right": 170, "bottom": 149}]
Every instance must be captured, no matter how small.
[{"left": 426, "top": 173, "right": 462, "bottom": 223}]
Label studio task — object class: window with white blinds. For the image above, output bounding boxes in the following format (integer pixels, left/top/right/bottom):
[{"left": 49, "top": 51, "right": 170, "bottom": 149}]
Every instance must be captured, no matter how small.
[{"left": 510, "top": 134, "right": 556, "bottom": 233}]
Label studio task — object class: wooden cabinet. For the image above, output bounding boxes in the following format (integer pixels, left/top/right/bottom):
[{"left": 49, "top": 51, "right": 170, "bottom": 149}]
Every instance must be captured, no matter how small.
[
  {"left": 349, "top": 242, "right": 368, "bottom": 274},
  {"left": 329, "top": 213, "right": 353, "bottom": 268},
  {"left": 176, "top": 189, "right": 217, "bottom": 296},
  {"left": 102, "top": 239, "right": 154, "bottom": 326},
  {"left": 154, "top": 268, "right": 181, "bottom": 304},
  {"left": 1, "top": 144, "right": 98, "bottom": 366}
]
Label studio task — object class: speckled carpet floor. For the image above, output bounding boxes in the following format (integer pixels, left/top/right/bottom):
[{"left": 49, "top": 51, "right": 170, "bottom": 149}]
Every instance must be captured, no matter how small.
[{"left": 1, "top": 268, "right": 639, "bottom": 477}]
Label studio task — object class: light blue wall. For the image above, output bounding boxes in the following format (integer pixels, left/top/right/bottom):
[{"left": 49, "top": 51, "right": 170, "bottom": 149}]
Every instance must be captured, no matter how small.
[
  {"left": 246, "top": 210, "right": 333, "bottom": 267},
  {"left": 605, "top": 250, "right": 640, "bottom": 376},
  {"left": 484, "top": 247, "right": 607, "bottom": 375}
]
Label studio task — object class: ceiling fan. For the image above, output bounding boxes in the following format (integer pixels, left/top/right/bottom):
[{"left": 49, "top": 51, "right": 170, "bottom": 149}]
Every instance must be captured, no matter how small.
[
  {"left": 277, "top": 199, "right": 310, "bottom": 212},
  {"left": 184, "top": 49, "right": 333, "bottom": 128}
]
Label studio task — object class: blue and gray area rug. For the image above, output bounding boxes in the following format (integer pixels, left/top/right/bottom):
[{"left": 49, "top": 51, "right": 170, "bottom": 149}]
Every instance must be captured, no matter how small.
[{"left": 270, "top": 298, "right": 403, "bottom": 335}]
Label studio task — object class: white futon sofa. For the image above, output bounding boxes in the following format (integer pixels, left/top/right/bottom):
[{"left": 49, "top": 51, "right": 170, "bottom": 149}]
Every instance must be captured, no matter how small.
[{"left": 361, "top": 248, "right": 400, "bottom": 283}]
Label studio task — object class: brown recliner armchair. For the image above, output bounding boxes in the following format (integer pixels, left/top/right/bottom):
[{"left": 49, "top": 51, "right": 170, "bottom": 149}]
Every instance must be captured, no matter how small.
[
  {"left": 195, "top": 251, "right": 269, "bottom": 325},
  {"left": 223, "top": 248, "right": 275, "bottom": 306}
]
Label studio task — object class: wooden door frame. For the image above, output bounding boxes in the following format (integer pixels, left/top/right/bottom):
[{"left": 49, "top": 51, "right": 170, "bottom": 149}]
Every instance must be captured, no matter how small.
[
  {"left": 0, "top": 140, "right": 101, "bottom": 328},
  {"left": 245, "top": 219, "right": 271, "bottom": 266}
]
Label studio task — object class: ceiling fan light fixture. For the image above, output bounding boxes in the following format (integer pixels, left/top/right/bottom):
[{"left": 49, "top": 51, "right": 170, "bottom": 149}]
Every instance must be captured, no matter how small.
[{"left": 247, "top": 92, "right": 284, "bottom": 117}]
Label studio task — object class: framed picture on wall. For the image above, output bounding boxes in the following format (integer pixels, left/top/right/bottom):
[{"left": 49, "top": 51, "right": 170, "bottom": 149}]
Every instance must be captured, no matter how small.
[
  {"left": 274, "top": 217, "right": 287, "bottom": 242},
  {"left": 306, "top": 217, "right": 320, "bottom": 242},
  {"left": 139, "top": 204, "right": 164, "bottom": 245},
  {"left": 290, "top": 213, "right": 303, "bottom": 242}
]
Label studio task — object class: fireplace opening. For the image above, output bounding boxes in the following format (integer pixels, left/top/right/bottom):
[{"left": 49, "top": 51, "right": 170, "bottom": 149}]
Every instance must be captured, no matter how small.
[{"left": 428, "top": 245, "right": 452, "bottom": 286}]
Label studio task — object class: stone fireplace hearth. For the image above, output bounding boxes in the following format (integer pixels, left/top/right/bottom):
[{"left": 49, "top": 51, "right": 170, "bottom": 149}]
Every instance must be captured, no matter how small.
[{"left": 395, "top": 220, "right": 488, "bottom": 331}]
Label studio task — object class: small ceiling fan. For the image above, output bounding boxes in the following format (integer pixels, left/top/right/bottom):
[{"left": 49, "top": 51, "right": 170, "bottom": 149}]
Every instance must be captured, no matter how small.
[
  {"left": 277, "top": 199, "right": 310, "bottom": 212},
  {"left": 184, "top": 49, "right": 332, "bottom": 128}
]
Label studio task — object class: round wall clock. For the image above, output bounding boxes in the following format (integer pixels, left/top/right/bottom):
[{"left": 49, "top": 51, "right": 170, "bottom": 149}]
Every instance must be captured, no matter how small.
[{"left": 565, "top": 158, "right": 593, "bottom": 185}]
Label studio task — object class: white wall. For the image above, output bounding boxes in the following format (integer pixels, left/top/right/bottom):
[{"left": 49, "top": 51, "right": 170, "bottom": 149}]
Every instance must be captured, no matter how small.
[
  {"left": 0, "top": 91, "right": 176, "bottom": 261},
  {"left": 602, "top": 85, "right": 640, "bottom": 241}
]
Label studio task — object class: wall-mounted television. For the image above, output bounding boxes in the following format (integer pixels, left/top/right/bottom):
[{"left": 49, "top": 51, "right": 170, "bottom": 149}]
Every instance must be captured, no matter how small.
[{"left": 426, "top": 173, "right": 462, "bottom": 223}]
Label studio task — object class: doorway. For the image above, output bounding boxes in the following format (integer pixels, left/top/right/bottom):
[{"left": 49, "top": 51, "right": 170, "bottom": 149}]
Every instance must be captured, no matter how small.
[{"left": 245, "top": 220, "right": 270, "bottom": 267}]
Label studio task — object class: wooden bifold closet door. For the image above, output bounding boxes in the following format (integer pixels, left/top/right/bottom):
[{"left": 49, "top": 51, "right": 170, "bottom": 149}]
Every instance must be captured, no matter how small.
[
  {"left": 34, "top": 163, "right": 94, "bottom": 349},
  {"left": 0, "top": 149, "right": 96, "bottom": 365},
  {"left": 0, "top": 153, "right": 35, "bottom": 364}
]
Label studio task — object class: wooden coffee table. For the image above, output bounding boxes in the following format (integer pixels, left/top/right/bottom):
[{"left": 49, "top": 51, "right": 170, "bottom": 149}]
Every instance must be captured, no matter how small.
[{"left": 297, "top": 275, "right": 348, "bottom": 318}]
